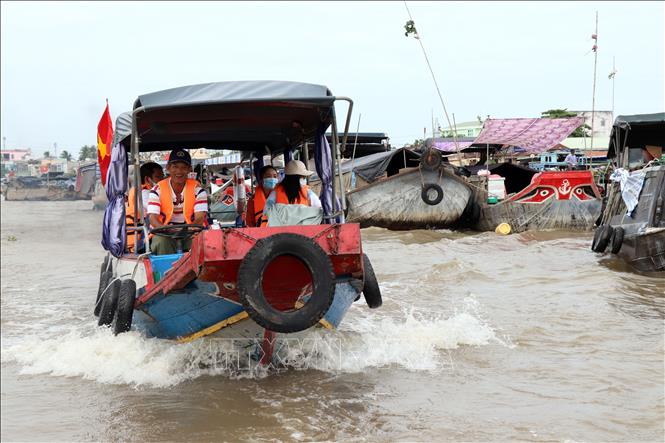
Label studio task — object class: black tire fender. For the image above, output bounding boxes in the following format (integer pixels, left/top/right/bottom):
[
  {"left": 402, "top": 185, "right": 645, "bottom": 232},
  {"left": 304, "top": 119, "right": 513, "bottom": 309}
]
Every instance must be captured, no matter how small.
[
  {"left": 591, "top": 225, "right": 613, "bottom": 253},
  {"left": 420, "top": 148, "right": 442, "bottom": 171},
  {"left": 98, "top": 278, "right": 120, "bottom": 327},
  {"left": 95, "top": 270, "right": 112, "bottom": 317},
  {"left": 237, "top": 233, "right": 335, "bottom": 333},
  {"left": 362, "top": 253, "right": 382, "bottom": 309},
  {"left": 114, "top": 280, "right": 136, "bottom": 335},
  {"left": 610, "top": 226, "right": 625, "bottom": 254},
  {"left": 421, "top": 183, "right": 444, "bottom": 206}
]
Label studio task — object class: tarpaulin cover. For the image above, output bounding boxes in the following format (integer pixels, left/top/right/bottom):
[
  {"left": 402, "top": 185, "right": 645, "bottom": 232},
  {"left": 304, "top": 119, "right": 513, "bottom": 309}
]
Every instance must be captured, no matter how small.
[
  {"left": 473, "top": 117, "right": 584, "bottom": 153},
  {"left": 311, "top": 148, "right": 421, "bottom": 184},
  {"left": 431, "top": 141, "right": 475, "bottom": 152},
  {"left": 101, "top": 141, "right": 127, "bottom": 257}
]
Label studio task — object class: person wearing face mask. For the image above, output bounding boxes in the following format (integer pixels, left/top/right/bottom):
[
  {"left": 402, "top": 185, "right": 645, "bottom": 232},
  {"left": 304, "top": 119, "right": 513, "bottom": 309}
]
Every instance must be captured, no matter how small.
[
  {"left": 266, "top": 160, "right": 322, "bottom": 209},
  {"left": 247, "top": 165, "right": 279, "bottom": 227}
]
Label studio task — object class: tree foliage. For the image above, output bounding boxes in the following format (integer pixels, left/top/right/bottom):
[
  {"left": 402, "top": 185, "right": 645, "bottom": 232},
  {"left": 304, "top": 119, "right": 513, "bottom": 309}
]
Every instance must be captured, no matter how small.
[
  {"left": 60, "top": 150, "right": 73, "bottom": 161},
  {"left": 78, "top": 145, "right": 97, "bottom": 161},
  {"left": 541, "top": 108, "right": 591, "bottom": 137},
  {"left": 43, "top": 151, "right": 50, "bottom": 159}
]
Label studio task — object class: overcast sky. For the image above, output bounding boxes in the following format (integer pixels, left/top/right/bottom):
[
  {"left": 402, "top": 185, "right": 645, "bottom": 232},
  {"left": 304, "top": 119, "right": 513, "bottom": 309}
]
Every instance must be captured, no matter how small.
[{"left": 1, "top": 1, "right": 663, "bottom": 157}]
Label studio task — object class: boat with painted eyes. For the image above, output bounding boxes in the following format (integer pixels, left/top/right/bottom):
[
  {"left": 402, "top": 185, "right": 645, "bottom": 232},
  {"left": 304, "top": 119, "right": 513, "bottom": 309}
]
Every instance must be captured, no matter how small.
[
  {"left": 93, "top": 81, "right": 382, "bottom": 364},
  {"left": 453, "top": 117, "right": 603, "bottom": 233}
]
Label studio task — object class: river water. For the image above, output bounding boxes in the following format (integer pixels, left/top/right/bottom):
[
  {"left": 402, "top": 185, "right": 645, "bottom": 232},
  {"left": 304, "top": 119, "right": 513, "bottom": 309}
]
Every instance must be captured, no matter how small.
[{"left": 1, "top": 200, "right": 663, "bottom": 442}]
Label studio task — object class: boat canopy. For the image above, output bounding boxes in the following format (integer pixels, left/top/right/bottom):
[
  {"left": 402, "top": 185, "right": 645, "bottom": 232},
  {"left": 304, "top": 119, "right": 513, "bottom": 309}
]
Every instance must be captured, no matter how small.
[
  {"left": 607, "top": 112, "right": 665, "bottom": 160},
  {"left": 472, "top": 117, "right": 584, "bottom": 153},
  {"left": 114, "top": 81, "right": 336, "bottom": 153}
]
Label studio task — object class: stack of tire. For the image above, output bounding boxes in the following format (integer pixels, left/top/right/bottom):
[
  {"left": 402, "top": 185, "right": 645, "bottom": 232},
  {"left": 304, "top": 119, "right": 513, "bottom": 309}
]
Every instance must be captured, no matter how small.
[
  {"left": 94, "top": 256, "right": 136, "bottom": 335},
  {"left": 420, "top": 148, "right": 444, "bottom": 206},
  {"left": 591, "top": 224, "right": 624, "bottom": 254}
]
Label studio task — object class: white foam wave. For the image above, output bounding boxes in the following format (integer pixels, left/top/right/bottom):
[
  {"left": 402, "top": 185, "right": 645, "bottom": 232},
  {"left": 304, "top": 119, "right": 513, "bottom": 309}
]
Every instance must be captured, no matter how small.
[{"left": 2, "top": 304, "right": 503, "bottom": 387}]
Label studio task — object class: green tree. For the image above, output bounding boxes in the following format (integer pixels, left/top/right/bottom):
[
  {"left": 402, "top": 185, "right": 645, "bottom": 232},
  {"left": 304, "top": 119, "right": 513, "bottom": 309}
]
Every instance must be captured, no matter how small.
[
  {"left": 43, "top": 151, "right": 50, "bottom": 159},
  {"left": 541, "top": 108, "right": 591, "bottom": 137},
  {"left": 78, "top": 145, "right": 97, "bottom": 161},
  {"left": 60, "top": 150, "right": 72, "bottom": 161}
]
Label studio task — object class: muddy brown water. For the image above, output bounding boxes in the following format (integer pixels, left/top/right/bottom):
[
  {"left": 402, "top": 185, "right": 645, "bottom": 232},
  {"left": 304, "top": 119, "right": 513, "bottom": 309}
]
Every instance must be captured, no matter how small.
[{"left": 1, "top": 200, "right": 663, "bottom": 442}]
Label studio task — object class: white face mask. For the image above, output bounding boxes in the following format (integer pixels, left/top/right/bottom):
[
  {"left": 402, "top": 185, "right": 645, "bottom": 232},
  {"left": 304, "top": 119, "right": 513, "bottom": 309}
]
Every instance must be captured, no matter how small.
[{"left": 299, "top": 177, "right": 307, "bottom": 187}]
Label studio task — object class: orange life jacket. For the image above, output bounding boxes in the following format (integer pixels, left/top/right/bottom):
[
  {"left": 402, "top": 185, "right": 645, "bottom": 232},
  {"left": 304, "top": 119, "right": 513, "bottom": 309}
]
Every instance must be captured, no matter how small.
[
  {"left": 274, "top": 183, "right": 310, "bottom": 206},
  {"left": 250, "top": 186, "right": 269, "bottom": 226},
  {"left": 125, "top": 184, "right": 150, "bottom": 252},
  {"left": 157, "top": 178, "right": 199, "bottom": 225}
]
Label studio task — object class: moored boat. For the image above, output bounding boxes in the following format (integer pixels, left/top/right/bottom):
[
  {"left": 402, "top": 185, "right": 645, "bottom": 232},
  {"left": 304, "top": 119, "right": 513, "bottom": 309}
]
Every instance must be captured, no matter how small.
[
  {"left": 94, "top": 81, "right": 383, "bottom": 364},
  {"left": 591, "top": 113, "right": 665, "bottom": 273},
  {"left": 467, "top": 166, "right": 602, "bottom": 232},
  {"left": 309, "top": 147, "right": 472, "bottom": 230}
]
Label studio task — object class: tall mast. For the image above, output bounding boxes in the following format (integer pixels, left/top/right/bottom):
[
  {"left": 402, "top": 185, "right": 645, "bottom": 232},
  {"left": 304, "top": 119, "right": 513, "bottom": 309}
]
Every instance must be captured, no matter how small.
[{"left": 589, "top": 11, "right": 599, "bottom": 170}]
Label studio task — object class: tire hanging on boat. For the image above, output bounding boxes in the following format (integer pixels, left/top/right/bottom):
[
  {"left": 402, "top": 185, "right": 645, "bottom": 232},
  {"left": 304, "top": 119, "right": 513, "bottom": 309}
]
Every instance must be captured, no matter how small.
[
  {"left": 591, "top": 225, "right": 613, "bottom": 253},
  {"left": 420, "top": 148, "right": 442, "bottom": 171},
  {"left": 362, "top": 253, "right": 382, "bottom": 309},
  {"left": 98, "top": 278, "right": 120, "bottom": 327},
  {"left": 95, "top": 270, "right": 113, "bottom": 317},
  {"left": 421, "top": 183, "right": 444, "bottom": 206},
  {"left": 609, "top": 226, "right": 625, "bottom": 254},
  {"left": 237, "top": 233, "right": 335, "bottom": 333},
  {"left": 113, "top": 279, "right": 136, "bottom": 335}
]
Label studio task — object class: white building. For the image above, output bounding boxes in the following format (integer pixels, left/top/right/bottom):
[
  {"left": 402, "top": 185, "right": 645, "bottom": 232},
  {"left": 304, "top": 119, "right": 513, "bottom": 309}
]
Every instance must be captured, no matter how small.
[{"left": 572, "top": 110, "right": 614, "bottom": 138}]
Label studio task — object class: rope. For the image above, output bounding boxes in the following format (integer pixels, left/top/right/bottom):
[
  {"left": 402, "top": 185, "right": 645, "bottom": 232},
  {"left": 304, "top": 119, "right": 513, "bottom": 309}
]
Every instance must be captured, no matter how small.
[{"left": 403, "top": 1, "right": 460, "bottom": 154}]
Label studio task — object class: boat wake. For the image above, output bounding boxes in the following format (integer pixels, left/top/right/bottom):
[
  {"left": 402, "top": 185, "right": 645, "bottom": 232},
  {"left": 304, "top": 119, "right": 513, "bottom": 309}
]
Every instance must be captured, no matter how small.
[{"left": 2, "top": 299, "right": 506, "bottom": 387}]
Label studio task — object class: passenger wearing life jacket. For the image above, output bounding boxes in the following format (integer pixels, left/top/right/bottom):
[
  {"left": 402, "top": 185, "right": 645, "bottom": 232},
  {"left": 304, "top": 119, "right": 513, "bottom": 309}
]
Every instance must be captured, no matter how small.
[
  {"left": 247, "top": 165, "right": 279, "bottom": 227},
  {"left": 265, "top": 160, "right": 322, "bottom": 215},
  {"left": 126, "top": 162, "right": 164, "bottom": 252},
  {"left": 147, "top": 148, "right": 208, "bottom": 255}
]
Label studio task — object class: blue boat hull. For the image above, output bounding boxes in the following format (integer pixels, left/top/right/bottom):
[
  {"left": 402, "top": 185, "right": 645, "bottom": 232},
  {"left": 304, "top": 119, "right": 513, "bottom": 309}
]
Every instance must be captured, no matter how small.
[{"left": 132, "top": 280, "right": 359, "bottom": 341}]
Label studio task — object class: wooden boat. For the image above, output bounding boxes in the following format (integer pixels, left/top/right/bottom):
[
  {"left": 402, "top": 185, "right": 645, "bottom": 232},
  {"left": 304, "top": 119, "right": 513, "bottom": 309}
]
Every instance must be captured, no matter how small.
[
  {"left": 346, "top": 166, "right": 472, "bottom": 229},
  {"left": 309, "top": 147, "right": 472, "bottom": 229},
  {"left": 592, "top": 113, "right": 665, "bottom": 273},
  {"left": 94, "top": 81, "right": 382, "bottom": 364},
  {"left": 466, "top": 165, "right": 603, "bottom": 232}
]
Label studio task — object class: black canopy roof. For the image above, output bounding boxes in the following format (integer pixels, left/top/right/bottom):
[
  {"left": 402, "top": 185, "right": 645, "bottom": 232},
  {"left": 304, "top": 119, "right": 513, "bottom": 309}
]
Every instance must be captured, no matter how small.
[
  {"left": 607, "top": 112, "right": 665, "bottom": 159},
  {"left": 115, "top": 81, "right": 337, "bottom": 153}
]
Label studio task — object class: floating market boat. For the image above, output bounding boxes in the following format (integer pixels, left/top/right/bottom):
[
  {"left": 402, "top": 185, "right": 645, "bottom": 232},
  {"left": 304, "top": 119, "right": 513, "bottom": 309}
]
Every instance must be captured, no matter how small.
[
  {"left": 466, "top": 165, "right": 603, "bottom": 232},
  {"left": 591, "top": 113, "right": 665, "bottom": 273},
  {"left": 441, "top": 117, "right": 603, "bottom": 232},
  {"left": 94, "top": 81, "right": 382, "bottom": 364},
  {"left": 309, "top": 147, "right": 473, "bottom": 230}
]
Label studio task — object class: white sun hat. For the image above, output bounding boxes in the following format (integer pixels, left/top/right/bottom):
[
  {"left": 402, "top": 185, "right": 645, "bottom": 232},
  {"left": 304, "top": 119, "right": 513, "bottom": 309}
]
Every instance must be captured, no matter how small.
[{"left": 284, "top": 160, "right": 314, "bottom": 176}]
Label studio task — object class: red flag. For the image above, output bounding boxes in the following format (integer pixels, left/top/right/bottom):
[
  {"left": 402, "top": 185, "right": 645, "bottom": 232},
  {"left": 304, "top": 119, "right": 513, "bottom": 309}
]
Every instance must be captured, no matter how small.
[{"left": 97, "top": 101, "right": 114, "bottom": 186}]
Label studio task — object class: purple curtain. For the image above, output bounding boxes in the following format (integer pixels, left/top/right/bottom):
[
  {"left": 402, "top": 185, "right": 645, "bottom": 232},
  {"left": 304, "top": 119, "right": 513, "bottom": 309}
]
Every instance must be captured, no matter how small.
[
  {"left": 101, "top": 142, "right": 127, "bottom": 257},
  {"left": 314, "top": 126, "right": 335, "bottom": 221}
]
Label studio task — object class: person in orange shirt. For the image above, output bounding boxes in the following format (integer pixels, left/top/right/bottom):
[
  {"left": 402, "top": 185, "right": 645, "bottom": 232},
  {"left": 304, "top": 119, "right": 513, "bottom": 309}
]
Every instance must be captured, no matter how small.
[
  {"left": 247, "top": 165, "right": 279, "bottom": 227},
  {"left": 126, "top": 162, "right": 164, "bottom": 252},
  {"left": 266, "top": 160, "right": 321, "bottom": 209}
]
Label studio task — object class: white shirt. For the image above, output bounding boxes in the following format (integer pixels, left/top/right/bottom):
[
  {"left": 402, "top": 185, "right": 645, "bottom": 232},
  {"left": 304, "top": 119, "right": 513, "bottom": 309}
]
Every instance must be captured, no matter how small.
[
  {"left": 147, "top": 179, "right": 208, "bottom": 223},
  {"left": 564, "top": 154, "right": 577, "bottom": 166}
]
